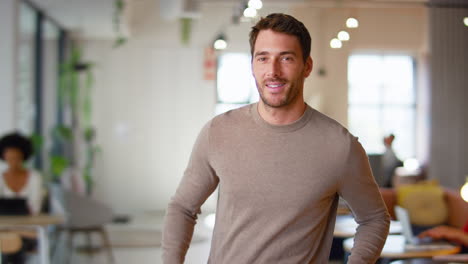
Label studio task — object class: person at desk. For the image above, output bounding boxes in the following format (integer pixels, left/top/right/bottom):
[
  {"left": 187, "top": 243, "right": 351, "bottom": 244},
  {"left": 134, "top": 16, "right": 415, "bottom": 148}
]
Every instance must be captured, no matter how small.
[
  {"left": 0, "top": 132, "right": 42, "bottom": 214},
  {"left": 0, "top": 132, "right": 42, "bottom": 264},
  {"left": 382, "top": 134, "right": 403, "bottom": 188},
  {"left": 418, "top": 223, "right": 468, "bottom": 248}
]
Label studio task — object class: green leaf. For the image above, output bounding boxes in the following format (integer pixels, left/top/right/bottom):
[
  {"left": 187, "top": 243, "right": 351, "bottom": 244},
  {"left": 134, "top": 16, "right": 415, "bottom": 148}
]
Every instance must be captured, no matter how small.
[
  {"left": 93, "top": 146, "right": 102, "bottom": 154},
  {"left": 50, "top": 155, "right": 69, "bottom": 179},
  {"left": 30, "top": 133, "right": 44, "bottom": 151},
  {"left": 113, "top": 37, "right": 127, "bottom": 48},
  {"left": 83, "top": 128, "right": 95, "bottom": 142},
  {"left": 53, "top": 125, "right": 73, "bottom": 141},
  {"left": 115, "top": 0, "right": 124, "bottom": 10},
  {"left": 180, "top": 18, "right": 192, "bottom": 45}
]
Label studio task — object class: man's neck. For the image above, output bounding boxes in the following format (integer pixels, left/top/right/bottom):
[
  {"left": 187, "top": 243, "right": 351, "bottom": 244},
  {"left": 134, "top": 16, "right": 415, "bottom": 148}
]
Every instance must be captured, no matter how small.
[{"left": 257, "top": 100, "right": 306, "bottom": 125}]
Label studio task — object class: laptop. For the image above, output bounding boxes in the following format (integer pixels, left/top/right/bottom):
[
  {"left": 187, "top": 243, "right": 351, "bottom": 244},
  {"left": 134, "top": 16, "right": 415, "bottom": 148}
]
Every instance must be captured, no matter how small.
[
  {"left": 0, "top": 197, "right": 30, "bottom": 215},
  {"left": 394, "top": 205, "right": 455, "bottom": 251}
]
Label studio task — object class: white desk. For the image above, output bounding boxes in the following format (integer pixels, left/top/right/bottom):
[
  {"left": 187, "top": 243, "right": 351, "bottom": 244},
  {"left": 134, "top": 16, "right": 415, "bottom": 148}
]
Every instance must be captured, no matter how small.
[
  {"left": 344, "top": 235, "right": 461, "bottom": 259},
  {"left": 334, "top": 214, "right": 402, "bottom": 238}
]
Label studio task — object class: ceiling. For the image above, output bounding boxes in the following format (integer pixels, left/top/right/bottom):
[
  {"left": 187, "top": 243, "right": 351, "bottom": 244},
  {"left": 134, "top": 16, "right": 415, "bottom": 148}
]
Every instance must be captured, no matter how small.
[
  {"left": 28, "top": 0, "right": 119, "bottom": 38},
  {"left": 27, "top": 0, "right": 428, "bottom": 39}
]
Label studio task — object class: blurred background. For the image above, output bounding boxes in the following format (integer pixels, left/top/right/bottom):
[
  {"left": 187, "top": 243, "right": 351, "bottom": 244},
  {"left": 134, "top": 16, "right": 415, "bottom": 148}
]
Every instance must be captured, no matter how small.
[{"left": 0, "top": 0, "right": 467, "bottom": 262}]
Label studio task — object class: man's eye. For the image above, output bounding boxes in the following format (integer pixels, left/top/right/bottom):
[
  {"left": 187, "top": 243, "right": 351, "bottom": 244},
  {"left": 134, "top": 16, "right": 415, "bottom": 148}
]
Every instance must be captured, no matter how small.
[
  {"left": 257, "top": 57, "right": 267, "bottom": 62},
  {"left": 282, "top": 57, "right": 293, "bottom": 61}
]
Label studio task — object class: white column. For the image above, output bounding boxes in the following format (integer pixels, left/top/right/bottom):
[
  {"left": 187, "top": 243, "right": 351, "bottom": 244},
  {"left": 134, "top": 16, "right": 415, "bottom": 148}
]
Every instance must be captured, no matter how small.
[
  {"left": 0, "top": 0, "right": 18, "bottom": 135},
  {"left": 428, "top": 1, "right": 468, "bottom": 188}
]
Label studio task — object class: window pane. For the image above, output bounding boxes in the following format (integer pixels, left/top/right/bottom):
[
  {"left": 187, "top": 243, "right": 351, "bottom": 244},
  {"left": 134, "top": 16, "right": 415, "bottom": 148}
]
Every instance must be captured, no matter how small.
[
  {"left": 349, "top": 106, "right": 382, "bottom": 154},
  {"left": 382, "top": 56, "right": 415, "bottom": 104},
  {"left": 16, "top": 2, "right": 36, "bottom": 134},
  {"left": 217, "top": 53, "right": 256, "bottom": 104},
  {"left": 348, "top": 55, "right": 382, "bottom": 105},
  {"left": 381, "top": 106, "right": 415, "bottom": 159},
  {"left": 42, "top": 20, "right": 60, "bottom": 169},
  {"left": 348, "top": 54, "right": 416, "bottom": 159}
]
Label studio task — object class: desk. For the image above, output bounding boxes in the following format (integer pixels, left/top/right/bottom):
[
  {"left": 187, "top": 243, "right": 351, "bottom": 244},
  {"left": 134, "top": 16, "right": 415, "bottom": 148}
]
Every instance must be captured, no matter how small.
[
  {"left": 343, "top": 235, "right": 461, "bottom": 259},
  {"left": 0, "top": 214, "right": 64, "bottom": 264},
  {"left": 0, "top": 214, "right": 64, "bottom": 226},
  {"left": 334, "top": 215, "right": 402, "bottom": 238}
]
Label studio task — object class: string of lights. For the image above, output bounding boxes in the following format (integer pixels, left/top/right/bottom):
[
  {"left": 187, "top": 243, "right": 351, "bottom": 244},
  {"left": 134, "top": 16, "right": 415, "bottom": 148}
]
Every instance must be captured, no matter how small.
[{"left": 330, "top": 17, "right": 359, "bottom": 49}]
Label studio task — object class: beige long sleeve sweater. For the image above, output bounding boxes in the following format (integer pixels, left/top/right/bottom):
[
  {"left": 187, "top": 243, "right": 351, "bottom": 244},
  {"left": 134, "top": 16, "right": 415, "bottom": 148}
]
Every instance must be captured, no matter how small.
[{"left": 163, "top": 103, "right": 390, "bottom": 263}]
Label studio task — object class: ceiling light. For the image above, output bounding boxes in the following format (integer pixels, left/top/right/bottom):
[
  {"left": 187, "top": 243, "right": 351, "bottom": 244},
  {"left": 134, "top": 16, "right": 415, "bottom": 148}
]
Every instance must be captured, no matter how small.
[
  {"left": 461, "top": 177, "right": 468, "bottom": 202},
  {"left": 338, "top": 31, "right": 350, "bottom": 41},
  {"left": 330, "top": 38, "right": 342, "bottom": 49},
  {"left": 214, "top": 39, "right": 227, "bottom": 50},
  {"left": 464, "top": 17, "right": 468, "bottom": 27},
  {"left": 213, "top": 34, "right": 227, "bottom": 50},
  {"left": 346, "top": 17, "right": 359, "bottom": 28},
  {"left": 243, "top": 7, "right": 257, "bottom": 18},
  {"left": 248, "top": 0, "right": 263, "bottom": 10}
]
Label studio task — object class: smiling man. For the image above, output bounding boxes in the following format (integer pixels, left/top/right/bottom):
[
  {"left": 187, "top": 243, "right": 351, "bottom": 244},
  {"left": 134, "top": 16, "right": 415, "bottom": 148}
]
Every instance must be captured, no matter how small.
[{"left": 162, "top": 13, "right": 390, "bottom": 264}]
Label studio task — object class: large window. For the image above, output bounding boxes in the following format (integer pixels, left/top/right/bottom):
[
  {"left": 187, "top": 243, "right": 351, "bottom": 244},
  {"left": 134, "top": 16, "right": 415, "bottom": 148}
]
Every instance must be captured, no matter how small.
[
  {"left": 16, "top": 1, "right": 68, "bottom": 169},
  {"left": 41, "top": 20, "right": 60, "bottom": 168},
  {"left": 348, "top": 54, "right": 416, "bottom": 159},
  {"left": 17, "top": 2, "right": 36, "bottom": 134},
  {"left": 216, "top": 53, "right": 258, "bottom": 115}
]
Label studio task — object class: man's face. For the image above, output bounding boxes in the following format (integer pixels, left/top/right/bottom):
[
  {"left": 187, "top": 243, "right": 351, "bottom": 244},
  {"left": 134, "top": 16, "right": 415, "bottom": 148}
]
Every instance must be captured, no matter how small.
[{"left": 252, "top": 29, "right": 312, "bottom": 109}]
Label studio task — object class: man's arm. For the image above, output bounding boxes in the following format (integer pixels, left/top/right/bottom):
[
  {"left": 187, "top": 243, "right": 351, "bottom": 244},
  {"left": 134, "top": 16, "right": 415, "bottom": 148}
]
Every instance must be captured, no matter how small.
[
  {"left": 339, "top": 136, "right": 390, "bottom": 264},
  {"left": 162, "top": 121, "right": 219, "bottom": 264}
]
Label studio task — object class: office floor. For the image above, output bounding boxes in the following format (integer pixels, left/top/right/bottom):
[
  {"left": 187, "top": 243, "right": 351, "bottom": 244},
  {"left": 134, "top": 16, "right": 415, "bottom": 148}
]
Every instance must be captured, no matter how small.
[
  {"left": 67, "top": 240, "right": 211, "bottom": 264},
  {"left": 67, "top": 243, "right": 343, "bottom": 264},
  {"left": 50, "top": 211, "right": 212, "bottom": 264},
  {"left": 54, "top": 211, "right": 343, "bottom": 264}
]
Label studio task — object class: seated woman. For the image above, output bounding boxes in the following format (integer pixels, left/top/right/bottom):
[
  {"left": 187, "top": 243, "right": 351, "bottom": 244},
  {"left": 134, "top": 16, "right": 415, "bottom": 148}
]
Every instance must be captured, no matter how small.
[
  {"left": 0, "top": 132, "right": 42, "bottom": 263},
  {"left": 0, "top": 132, "right": 42, "bottom": 214}
]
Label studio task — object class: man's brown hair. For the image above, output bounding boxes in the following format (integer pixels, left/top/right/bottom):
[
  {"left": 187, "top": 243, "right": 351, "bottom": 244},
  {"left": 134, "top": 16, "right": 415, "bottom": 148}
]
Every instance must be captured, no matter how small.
[{"left": 249, "top": 13, "right": 311, "bottom": 62}]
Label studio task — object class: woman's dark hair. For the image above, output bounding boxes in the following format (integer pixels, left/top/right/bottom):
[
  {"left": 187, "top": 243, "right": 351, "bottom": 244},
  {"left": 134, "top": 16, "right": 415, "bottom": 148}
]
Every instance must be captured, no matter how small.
[
  {"left": 249, "top": 13, "right": 311, "bottom": 62},
  {"left": 0, "top": 132, "right": 34, "bottom": 161}
]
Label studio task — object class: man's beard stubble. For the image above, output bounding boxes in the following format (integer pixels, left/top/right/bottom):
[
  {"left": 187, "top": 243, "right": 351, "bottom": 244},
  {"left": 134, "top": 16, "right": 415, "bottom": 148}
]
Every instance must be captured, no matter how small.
[{"left": 256, "top": 78, "right": 301, "bottom": 109}]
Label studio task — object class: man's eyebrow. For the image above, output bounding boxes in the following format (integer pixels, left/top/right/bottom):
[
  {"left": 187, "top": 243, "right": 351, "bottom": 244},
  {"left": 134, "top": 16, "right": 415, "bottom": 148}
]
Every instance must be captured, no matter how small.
[
  {"left": 254, "top": 50, "right": 298, "bottom": 57},
  {"left": 279, "top": 51, "right": 297, "bottom": 56},
  {"left": 254, "top": 51, "right": 269, "bottom": 57}
]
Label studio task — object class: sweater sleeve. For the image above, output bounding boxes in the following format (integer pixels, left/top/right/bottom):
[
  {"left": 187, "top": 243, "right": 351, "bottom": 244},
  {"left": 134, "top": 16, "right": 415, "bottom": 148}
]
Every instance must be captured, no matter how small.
[
  {"left": 338, "top": 136, "right": 390, "bottom": 264},
  {"left": 162, "top": 121, "right": 219, "bottom": 264}
]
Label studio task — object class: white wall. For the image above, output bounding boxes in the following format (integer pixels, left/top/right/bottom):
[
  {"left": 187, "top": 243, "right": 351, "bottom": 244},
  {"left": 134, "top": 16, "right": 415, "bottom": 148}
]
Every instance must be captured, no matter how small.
[
  {"left": 0, "top": 0, "right": 17, "bottom": 135},
  {"left": 84, "top": 2, "right": 428, "bottom": 213}
]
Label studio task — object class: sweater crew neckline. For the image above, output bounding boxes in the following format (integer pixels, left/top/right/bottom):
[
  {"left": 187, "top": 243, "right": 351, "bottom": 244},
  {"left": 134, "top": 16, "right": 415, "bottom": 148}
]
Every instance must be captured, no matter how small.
[{"left": 250, "top": 103, "right": 313, "bottom": 133}]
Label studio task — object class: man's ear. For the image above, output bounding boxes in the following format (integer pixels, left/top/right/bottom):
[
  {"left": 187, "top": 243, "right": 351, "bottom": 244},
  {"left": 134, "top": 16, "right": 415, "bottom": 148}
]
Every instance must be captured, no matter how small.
[{"left": 304, "top": 57, "right": 313, "bottom": 78}]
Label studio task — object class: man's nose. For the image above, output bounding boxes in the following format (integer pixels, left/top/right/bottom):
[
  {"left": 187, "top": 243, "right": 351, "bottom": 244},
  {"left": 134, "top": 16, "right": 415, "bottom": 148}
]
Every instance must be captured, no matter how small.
[{"left": 266, "top": 59, "right": 281, "bottom": 78}]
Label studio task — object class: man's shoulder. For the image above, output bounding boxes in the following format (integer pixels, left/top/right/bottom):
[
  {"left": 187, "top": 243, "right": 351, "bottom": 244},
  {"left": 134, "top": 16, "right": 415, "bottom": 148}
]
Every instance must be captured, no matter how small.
[
  {"left": 197, "top": 104, "right": 253, "bottom": 139},
  {"left": 308, "top": 107, "right": 351, "bottom": 137},
  {"left": 211, "top": 104, "right": 253, "bottom": 126}
]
